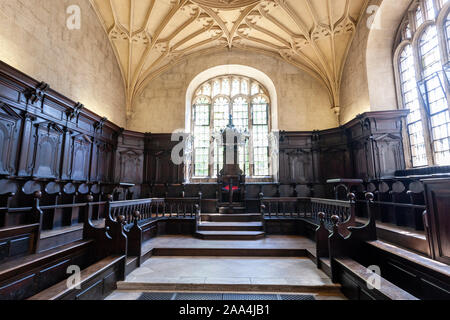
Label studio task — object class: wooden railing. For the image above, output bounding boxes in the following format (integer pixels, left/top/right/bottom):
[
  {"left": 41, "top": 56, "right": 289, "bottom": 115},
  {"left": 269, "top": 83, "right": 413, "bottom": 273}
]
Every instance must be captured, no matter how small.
[
  {"left": 260, "top": 193, "right": 356, "bottom": 234},
  {"left": 101, "top": 196, "right": 201, "bottom": 259},
  {"left": 328, "top": 177, "right": 432, "bottom": 231},
  {"left": 107, "top": 196, "right": 202, "bottom": 224}
]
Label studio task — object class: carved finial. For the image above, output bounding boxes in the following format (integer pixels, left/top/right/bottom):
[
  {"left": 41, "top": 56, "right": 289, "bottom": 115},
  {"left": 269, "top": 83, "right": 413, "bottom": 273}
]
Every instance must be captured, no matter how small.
[
  {"left": 106, "top": 194, "right": 113, "bottom": 202},
  {"left": 331, "top": 215, "right": 339, "bottom": 232},
  {"left": 347, "top": 193, "right": 356, "bottom": 201},
  {"left": 117, "top": 215, "right": 126, "bottom": 225},
  {"left": 33, "top": 191, "right": 42, "bottom": 199},
  {"left": 227, "top": 114, "right": 234, "bottom": 128},
  {"left": 318, "top": 212, "right": 325, "bottom": 223},
  {"left": 86, "top": 194, "right": 94, "bottom": 202},
  {"left": 365, "top": 192, "right": 374, "bottom": 201}
]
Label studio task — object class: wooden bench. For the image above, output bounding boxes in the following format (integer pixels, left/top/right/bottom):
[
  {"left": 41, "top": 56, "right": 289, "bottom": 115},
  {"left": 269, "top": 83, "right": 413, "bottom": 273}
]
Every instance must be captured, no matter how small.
[
  {"left": 333, "top": 257, "right": 418, "bottom": 300},
  {"left": 28, "top": 255, "right": 125, "bottom": 300},
  {"left": 0, "top": 240, "right": 93, "bottom": 300}
]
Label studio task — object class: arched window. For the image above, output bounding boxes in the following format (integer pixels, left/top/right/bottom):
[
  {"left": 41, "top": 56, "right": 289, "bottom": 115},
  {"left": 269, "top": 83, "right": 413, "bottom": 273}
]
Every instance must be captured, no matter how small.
[
  {"left": 191, "top": 75, "right": 271, "bottom": 178},
  {"left": 399, "top": 45, "right": 427, "bottom": 166},
  {"left": 394, "top": 0, "right": 450, "bottom": 167}
]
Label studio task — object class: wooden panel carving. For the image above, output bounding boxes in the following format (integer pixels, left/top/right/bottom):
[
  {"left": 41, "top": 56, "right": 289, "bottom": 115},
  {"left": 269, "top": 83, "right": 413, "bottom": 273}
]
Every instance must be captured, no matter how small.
[
  {"left": 373, "top": 134, "right": 404, "bottom": 178},
  {"left": 98, "top": 143, "right": 114, "bottom": 182},
  {"left": 118, "top": 150, "right": 143, "bottom": 184},
  {"left": 0, "top": 104, "right": 21, "bottom": 176},
  {"left": 32, "top": 123, "right": 63, "bottom": 179},
  {"left": 423, "top": 178, "right": 450, "bottom": 264},
  {"left": 70, "top": 135, "right": 92, "bottom": 181}
]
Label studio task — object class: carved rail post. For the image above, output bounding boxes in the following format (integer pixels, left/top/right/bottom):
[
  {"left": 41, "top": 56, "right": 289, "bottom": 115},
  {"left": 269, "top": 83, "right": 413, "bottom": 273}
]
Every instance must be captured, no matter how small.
[
  {"left": 195, "top": 204, "right": 200, "bottom": 233},
  {"left": 105, "top": 194, "right": 114, "bottom": 230},
  {"left": 127, "top": 211, "right": 142, "bottom": 263},
  {"left": 198, "top": 192, "right": 202, "bottom": 216},
  {"left": 83, "top": 194, "right": 95, "bottom": 240},
  {"left": 328, "top": 215, "right": 347, "bottom": 283},
  {"left": 260, "top": 204, "right": 266, "bottom": 234},
  {"left": 422, "top": 210, "right": 434, "bottom": 259},
  {"left": 259, "top": 192, "right": 264, "bottom": 216},
  {"left": 113, "top": 215, "right": 128, "bottom": 256},
  {"left": 0, "top": 192, "right": 15, "bottom": 227},
  {"left": 32, "top": 191, "right": 43, "bottom": 253},
  {"left": 315, "top": 212, "right": 330, "bottom": 267}
]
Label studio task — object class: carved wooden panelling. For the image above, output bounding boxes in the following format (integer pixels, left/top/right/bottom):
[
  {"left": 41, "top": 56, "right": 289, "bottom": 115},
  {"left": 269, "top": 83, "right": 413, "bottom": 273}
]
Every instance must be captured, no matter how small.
[
  {"left": 373, "top": 135, "right": 404, "bottom": 178},
  {"left": 97, "top": 143, "right": 113, "bottom": 182},
  {"left": 286, "top": 151, "right": 313, "bottom": 183},
  {"left": 70, "top": 136, "right": 91, "bottom": 181},
  {"left": 32, "top": 124, "right": 63, "bottom": 179},
  {"left": 319, "top": 149, "right": 349, "bottom": 180},
  {"left": 424, "top": 179, "right": 450, "bottom": 265},
  {"left": 351, "top": 140, "right": 370, "bottom": 180},
  {"left": 119, "top": 150, "right": 143, "bottom": 184},
  {"left": 0, "top": 105, "right": 21, "bottom": 175}
]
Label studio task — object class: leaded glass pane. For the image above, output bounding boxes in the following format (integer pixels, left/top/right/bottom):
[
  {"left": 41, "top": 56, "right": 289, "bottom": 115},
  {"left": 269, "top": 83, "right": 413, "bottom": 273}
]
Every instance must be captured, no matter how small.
[
  {"left": 202, "top": 83, "right": 211, "bottom": 96},
  {"left": 213, "top": 97, "right": 229, "bottom": 132},
  {"left": 232, "top": 97, "right": 249, "bottom": 130},
  {"left": 446, "top": 17, "right": 450, "bottom": 58},
  {"left": 399, "top": 45, "right": 428, "bottom": 167},
  {"left": 251, "top": 82, "right": 260, "bottom": 96},
  {"left": 419, "top": 25, "right": 450, "bottom": 165},
  {"left": 425, "top": 0, "right": 436, "bottom": 20},
  {"left": 241, "top": 79, "right": 249, "bottom": 95},
  {"left": 416, "top": 6, "right": 424, "bottom": 28},
  {"left": 212, "top": 80, "right": 221, "bottom": 97},
  {"left": 194, "top": 125, "right": 210, "bottom": 177},
  {"left": 231, "top": 79, "right": 240, "bottom": 96},
  {"left": 420, "top": 26, "right": 441, "bottom": 78},
  {"left": 252, "top": 96, "right": 268, "bottom": 125},
  {"left": 221, "top": 78, "right": 230, "bottom": 95}
]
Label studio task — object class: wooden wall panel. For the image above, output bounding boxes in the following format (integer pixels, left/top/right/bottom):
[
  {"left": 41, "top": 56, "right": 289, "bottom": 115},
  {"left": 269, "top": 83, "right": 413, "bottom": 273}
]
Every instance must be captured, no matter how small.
[
  {"left": 0, "top": 60, "right": 409, "bottom": 202},
  {"left": 424, "top": 179, "right": 450, "bottom": 264},
  {"left": 0, "top": 61, "right": 119, "bottom": 195},
  {"left": 0, "top": 104, "right": 21, "bottom": 176}
]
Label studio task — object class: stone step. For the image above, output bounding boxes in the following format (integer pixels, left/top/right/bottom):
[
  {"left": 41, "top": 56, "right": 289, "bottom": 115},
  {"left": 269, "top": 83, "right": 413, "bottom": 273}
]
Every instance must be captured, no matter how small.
[
  {"left": 198, "top": 221, "right": 263, "bottom": 231},
  {"left": 195, "top": 230, "right": 266, "bottom": 240},
  {"left": 117, "top": 282, "right": 342, "bottom": 295},
  {"left": 218, "top": 207, "right": 246, "bottom": 214},
  {"left": 151, "top": 247, "right": 307, "bottom": 257},
  {"left": 201, "top": 213, "right": 262, "bottom": 222}
]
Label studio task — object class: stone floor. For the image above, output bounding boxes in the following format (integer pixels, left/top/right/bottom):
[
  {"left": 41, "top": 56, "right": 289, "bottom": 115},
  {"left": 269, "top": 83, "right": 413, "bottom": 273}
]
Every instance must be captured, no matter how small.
[
  {"left": 106, "top": 235, "right": 346, "bottom": 300},
  {"left": 125, "top": 256, "right": 331, "bottom": 285}
]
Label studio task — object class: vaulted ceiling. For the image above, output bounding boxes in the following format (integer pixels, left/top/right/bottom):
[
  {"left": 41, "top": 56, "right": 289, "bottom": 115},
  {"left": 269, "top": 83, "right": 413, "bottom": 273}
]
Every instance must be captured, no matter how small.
[{"left": 90, "top": 0, "right": 369, "bottom": 118}]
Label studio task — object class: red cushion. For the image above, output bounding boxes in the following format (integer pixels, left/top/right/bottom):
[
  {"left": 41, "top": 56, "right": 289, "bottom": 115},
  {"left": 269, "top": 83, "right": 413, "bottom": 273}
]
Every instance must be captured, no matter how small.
[{"left": 223, "top": 186, "right": 239, "bottom": 192}]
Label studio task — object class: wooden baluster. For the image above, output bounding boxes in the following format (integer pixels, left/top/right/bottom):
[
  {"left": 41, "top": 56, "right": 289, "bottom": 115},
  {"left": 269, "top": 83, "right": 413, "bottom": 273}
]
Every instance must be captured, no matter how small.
[{"left": 32, "top": 191, "right": 43, "bottom": 253}]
